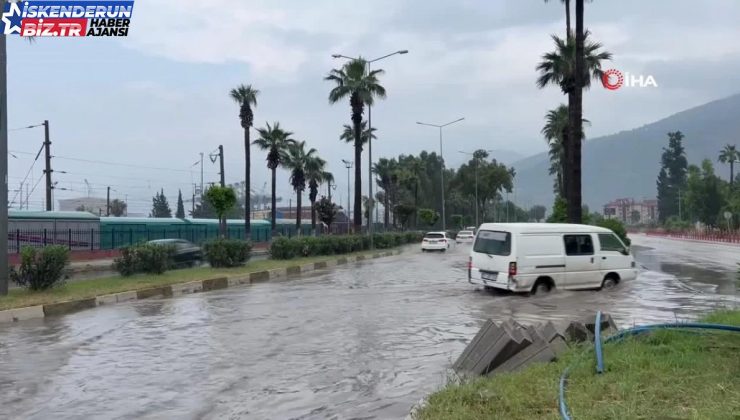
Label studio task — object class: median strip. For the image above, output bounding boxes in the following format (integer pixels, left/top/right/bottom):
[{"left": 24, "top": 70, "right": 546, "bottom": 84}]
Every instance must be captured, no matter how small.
[{"left": 0, "top": 247, "right": 407, "bottom": 323}]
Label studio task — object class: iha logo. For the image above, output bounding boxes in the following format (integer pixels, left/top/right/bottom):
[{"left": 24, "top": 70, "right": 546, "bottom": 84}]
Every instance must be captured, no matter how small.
[{"left": 601, "top": 69, "right": 658, "bottom": 90}]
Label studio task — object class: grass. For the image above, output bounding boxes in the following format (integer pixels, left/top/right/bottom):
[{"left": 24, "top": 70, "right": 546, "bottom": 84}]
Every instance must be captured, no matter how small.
[
  {"left": 0, "top": 250, "right": 391, "bottom": 311},
  {"left": 415, "top": 310, "right": 740, "bottom": 420}
]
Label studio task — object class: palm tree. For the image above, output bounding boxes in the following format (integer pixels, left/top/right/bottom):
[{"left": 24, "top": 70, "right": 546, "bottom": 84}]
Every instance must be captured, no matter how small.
[
  {"left": 536, "top": 29, "right": 611, "bottom": 222},
  {"left": 229, "top": 84, "right": 259, "bottom": 240},
  {"left": 544, "top": 0, "right": 571, "bottom": 36},
  {"left": 373, "top": 158, "right": 396, "bottom": 228},
  {"left": 253, "top": 122, "right": 295, "bottom": 233},
  {"left": 305, "top": 154, "right": 328, "bottom": 235},
  {"left": 283, "top": 141, "right": 318, "bottom": 231},
  {"left": 718, "top": 144, "right": 738, "bottom": 187},
  {"left": 542, "top": 104, "right": 590, "bottom": 198},
  {"left": 326, "top": 58, "right": 386, "bottom": 232}
]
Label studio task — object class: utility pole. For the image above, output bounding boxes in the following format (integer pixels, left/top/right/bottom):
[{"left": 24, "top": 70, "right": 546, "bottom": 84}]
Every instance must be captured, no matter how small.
[
  {"left": 218, "top": 145, "right": 225, "bottom": 187},
  {"left": 342, "top": 159, "right": 353, "bottom": 233},
  {"left": 43, "top": 120, "right": 52, "bottom": 211},
  {"left": 1, "top": 14, "right": 10, "bottom": 295},
  {"left": 199, "top": 152, "right": 204, "bottom": 200},
  {"left": 106, "top": 186, "right": 110, "bottom": 216}
]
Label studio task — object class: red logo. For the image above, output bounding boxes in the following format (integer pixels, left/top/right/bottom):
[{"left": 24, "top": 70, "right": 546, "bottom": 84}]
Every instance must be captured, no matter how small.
[{"left": 601, "top": 69, "right": 623, "bottom": 90}]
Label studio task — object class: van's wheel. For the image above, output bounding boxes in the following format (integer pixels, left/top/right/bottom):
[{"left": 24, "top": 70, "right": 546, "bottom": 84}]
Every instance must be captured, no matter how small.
[
  {"left": 601, "top": 275, "right": 619, "bottom": 290},
  {"left": 531, "top": 280, "right": 552, "bottom": 295}
]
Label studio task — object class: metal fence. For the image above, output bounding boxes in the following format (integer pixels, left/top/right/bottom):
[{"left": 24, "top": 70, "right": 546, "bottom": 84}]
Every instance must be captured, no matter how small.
[{"left": 7, "top": 226, "right": 272, "bottom": 253}]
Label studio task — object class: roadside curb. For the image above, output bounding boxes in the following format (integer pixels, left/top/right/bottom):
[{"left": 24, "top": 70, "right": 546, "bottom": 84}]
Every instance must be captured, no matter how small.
[{"left": 0, "top": 248, "right": 405, "bottom": 324}]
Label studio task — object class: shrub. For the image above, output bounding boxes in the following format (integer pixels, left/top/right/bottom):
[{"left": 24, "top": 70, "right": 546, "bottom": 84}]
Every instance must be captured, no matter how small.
[
  {"left": 10, "top": 245, "right": 70, "bottom": 291},
  {"left": 113, "top": 243, "right": 175, "bottom": 276},
  {"left": 269, "top": 232, "right": 417, "bottom": 260},
  {"left": 203, "top": 239, "right": 252, "bottom": 268},
  {"left": 595, "top": 218, "right": 631, "bottom": 246}
]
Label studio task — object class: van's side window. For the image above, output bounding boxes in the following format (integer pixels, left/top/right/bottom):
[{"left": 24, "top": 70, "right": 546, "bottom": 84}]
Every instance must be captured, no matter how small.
[
  {"left": 598, "top": 233, "right": 625, "bottom": 252},
  {"left": 563, "top": 235, "right": 594, "bottom": 256}
]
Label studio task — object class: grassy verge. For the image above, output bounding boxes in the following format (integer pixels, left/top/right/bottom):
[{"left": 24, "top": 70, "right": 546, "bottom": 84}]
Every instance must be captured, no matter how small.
[
  {"left": 0, "top": 249, "right": 396, "bottom": 311},
  {"left": 416, "top": 310, "right": 740, "bottom": 420}
]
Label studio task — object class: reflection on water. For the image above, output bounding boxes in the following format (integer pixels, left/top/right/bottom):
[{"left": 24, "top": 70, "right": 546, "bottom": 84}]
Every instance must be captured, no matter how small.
[{"left": 0, "top": 238, "right": 737, "bottom": 419}]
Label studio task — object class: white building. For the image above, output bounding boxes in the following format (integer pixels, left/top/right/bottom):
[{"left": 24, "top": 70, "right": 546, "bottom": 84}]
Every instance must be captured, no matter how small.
[{"left": 58, "top": 197, "right": 108, "bottom": 215}]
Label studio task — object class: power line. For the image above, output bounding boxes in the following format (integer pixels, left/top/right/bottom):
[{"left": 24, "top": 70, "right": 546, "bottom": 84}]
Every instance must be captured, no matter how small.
[
  {"left": 9, "top": 142, "right": 44, "bottom": 207},
  {"left": 52, "top": 155, "right": 220, "bottom": 174}
]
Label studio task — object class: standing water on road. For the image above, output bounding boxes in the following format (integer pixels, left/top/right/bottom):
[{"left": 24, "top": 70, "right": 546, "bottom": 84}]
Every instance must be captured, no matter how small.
[{"left": 0, "top": 235, "right": 737, "bottom": 419}]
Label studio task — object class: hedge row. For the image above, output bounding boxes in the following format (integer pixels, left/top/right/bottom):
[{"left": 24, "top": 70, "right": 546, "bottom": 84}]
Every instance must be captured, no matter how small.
[{"left": 270, "top": 232, "right": 424, "bottom": 260}]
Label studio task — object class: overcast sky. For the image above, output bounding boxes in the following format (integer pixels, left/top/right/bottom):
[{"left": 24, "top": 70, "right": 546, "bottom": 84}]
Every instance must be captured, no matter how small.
[{"left": 7, "top": 0, "right": 740, "bottom": 214}]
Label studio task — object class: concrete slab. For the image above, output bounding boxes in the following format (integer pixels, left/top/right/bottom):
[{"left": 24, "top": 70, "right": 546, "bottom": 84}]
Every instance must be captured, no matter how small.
[
  {"left": 136, "top": 285, "right": 174, "bottom": 300},
  {"left": 269, "top": 268, "right": 287, "bottom": 279},
  {"left": 491, "top": 334, "right": 567, "bottom": 375},
  {"left": 286, "top": 265, "right": 301, "bottom": 276},
  {"left": 43, "top": 298, "right": 97, "bottom": 317},
  {"left": 95, "top": 294, "right": 118, "bottom": 306},
  {"left": 300, "top": 264, "right": 314, "bottom": 273},
  {"left": 324, "top": 260, "right": 337, "bottom": 268},
  {"left": 0, "top": 310, "right": 14, "bottom": 323},
  {"left": 201, "top": 277, "right": 228, "bottom": 291},
  {"left": 453, "top": 320, "right": 530, "bottom": 376},
  {"left": 453, "top": 319, "right": 497, "bottom": 372},
  {"left": 314, "top": 261, "right": 328, "bottom": 269},
  {"left": 10, "top": 305, "right": 45, "bottom": 321},
  {"left": 336, "top": 257, "right": 348, "bottom": 265},
  {"left": 250, "top": 270, "right": 270, "bottom": 283},
  {"left": 171, "top": 281, "right": 204, "bottom": 295},
  {"left": 115, "top": 291, "right": 138, "bottom": 303}
]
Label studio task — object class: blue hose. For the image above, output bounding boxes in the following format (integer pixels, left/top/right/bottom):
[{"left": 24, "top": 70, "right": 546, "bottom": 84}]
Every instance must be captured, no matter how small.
[
  {"left": 558, "top": 318, "right": 740, "bottom": 419},
  {"left": 594, "top": 311, "right": 604, "bottom": 374}
]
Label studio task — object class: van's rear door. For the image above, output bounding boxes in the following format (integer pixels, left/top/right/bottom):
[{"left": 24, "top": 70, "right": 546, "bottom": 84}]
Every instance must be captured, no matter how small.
[{"left": 470, "top": 230, "right": 512, "bottom": 286}]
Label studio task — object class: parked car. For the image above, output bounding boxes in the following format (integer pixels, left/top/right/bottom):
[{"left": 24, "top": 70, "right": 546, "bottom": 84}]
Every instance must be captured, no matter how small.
[
  {"left": 421, "top": 232, "right": 451, "bottom": 252},
  {"left": 148, "top": 239, "right": 203, "bottom": 267},
  {"left": 468, "top": 223, "right": 637, "bottom": 294},
  {"left": 456, "top": 230, "right": 475, "bottom": 244}
]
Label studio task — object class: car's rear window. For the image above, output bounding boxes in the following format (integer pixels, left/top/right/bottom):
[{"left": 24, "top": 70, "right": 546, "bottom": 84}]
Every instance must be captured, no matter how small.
[
  {"left": 473, "top": 230, "right": 511, "bottom": 256},
  {"left": 459, "top": 231, "right": 473, "bottom": 235},
  {"left": 425, "top": 233, "right": 444, "bottom": 239}
]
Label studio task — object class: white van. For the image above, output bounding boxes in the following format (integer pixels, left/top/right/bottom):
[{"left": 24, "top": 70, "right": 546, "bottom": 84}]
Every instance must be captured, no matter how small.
[{"left": 468, "top": 223, "right": 637, "bottom": 294}]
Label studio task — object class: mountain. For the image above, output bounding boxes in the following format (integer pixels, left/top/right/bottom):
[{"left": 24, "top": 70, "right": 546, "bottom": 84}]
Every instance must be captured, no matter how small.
[{"left": 512, "top": 93, "right": 740, "bottom": 210}]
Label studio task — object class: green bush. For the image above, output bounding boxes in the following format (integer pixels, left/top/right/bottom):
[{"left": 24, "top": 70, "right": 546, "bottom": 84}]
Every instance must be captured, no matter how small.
[
  {"left": 10, "top": 245, "right": 70, "bottom": 291},
  {"left": 269, "top": 232, "right": 420, "bottom": 260},
  {"left": 203, "top": 239, "right": 252, "bottom": 268},
  {"left": 113, "top": 243, "right": 175, "bottom": 276},
  {"left": 596, "top": 218, "right": 631, "bottom": 246}
]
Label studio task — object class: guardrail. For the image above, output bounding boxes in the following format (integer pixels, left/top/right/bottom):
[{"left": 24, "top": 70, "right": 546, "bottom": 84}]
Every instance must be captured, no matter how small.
[{"left": 643, "top": 230, "right": 740, "bottom": 244}]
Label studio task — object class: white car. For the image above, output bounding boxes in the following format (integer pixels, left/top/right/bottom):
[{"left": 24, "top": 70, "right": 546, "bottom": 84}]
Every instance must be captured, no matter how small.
[
  {"left": 468, "top": 223, "right": 638, "bottom": 294},
  {"left": 421, "top": 232, "right": 451, "bottom": 252},
  {"left": 456, "top": 230, "right": 475, "bottom": 244}
]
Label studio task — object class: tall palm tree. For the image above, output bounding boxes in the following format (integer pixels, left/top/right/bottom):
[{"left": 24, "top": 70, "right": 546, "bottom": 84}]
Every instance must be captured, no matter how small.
[
  {"left": 544, "top": 0, "right": 571, "bottom": 36},
  {"left": 283, "top": 141, "right": 318, "bottom": 231},
  {"left": 306, "top": 154, "right": 328, "bottom": 235},
  {"left": 326, "top": 58, "right": 386, "bottom": 232},
  {"left": 572, "top": 0, "right": 586, "bottom": 223},
  {"left": 536, "top": 29, "right": 610, "bottom": 222},
  {"left": 253, "top": 122, "right": 294, "bottom": 233},
  {"left": 229, "top": 84, "right": 259, "bottom": 240},
  {"left": 373, "top": 158, "right": 397, "bottom": 228},
  {"left": 541, "top": 104, "right": 589, "bottom": 198},
  {"left": 718, "top": 144, "right": 738, "bottom": 187}
]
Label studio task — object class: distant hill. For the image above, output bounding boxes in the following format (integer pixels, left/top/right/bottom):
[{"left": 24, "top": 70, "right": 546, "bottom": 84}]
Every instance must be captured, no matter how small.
[{"left": 512, "top": 93, "right": 740, "bottom": 210}]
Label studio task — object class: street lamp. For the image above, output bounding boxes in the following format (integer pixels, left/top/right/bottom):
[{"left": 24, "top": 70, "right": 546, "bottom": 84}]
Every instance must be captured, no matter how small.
[
  {"left": 332, "top": 49, "right": 408, "bottom": 243},
  {"left": 416, "top": 118, "right": 465, "bottom": 230},
  {"left": 342, "top": 159, "right": 353, "bottom": 234},
  {"left": 459, "top": 149, "right": 493, "bottom": 228}
]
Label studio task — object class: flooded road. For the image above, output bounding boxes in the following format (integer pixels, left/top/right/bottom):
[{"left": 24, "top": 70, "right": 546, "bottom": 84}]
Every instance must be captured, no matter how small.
[{"left": 0, "top": 234, "right": 738, "bottom": 419}]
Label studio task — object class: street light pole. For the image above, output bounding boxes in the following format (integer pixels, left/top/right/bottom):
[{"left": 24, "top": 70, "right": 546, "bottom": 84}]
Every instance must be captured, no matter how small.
[
  {"left": 332, "top": 49, "right": 408, "bottom": 243},
  {"left": 459, "top": 149, "right": 493, "bottom": 228},
  {"left": 342, "top": 159, "right": 353, "bottom": 234},
  {"left": 417, "top": 118, "right": 465, "bottom": 230}
]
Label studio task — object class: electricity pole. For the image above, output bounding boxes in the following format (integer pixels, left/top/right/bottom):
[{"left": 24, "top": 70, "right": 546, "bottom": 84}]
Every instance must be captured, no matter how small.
[
  {"left": 218, "top": 145, "right": 225, "bottom": 187},
  {"left": 43, "top": 120, "right": 52, "bottom": 211},
  {"left": 106, "top": 186, "right": 110, "bottom": 216},
  {"left": 199, "top": 152, "right": 204, "bottom": 200},
  {"left": 1, "top": 8, "right": 9, "bottom": 294},
  {"left": 342, "top": 159, "right": 353, "bottom": 233}
]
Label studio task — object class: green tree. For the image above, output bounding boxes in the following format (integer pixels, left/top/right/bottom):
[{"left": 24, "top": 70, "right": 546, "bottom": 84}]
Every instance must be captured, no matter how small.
[
  {"left": 373, "top": 157, "right": 398, "bottom": 228},
  {"left": 542, "top": 104, "right": 589, "bottom": 197},
  {"left": 230, "top": 84, "right": 259, "bottom": 240},
  {"left": 536, "top": 30, "right": 611, "bottom": 223},
  {"left": 684, "top": 160, "right": 726, "bottom": 226},
  {"left": 315, "top": 196, "right": 338, "bottom": 231},
  {"left": 253, "top": 121, "right": 295, "bottom": 233},
  {"left": 418, "top": 208, "right": 440, "bottom": 228},
  {"left": 283, "top": 141, "right": 318, "bottom": 231},
  {"left": 204, "top": 185, "right": 237, "bottom": 237},
  {"left": 305, "top": 153, "right": 328, "bottom": 235},
  {"left": 150, "top": 189, "right": 172, "bottom": 218},
  {"left": 656, "top": 131, "right": 688, "bottom": 222},
  {"left": 450, "top": 214, "right": 464, "bottom": 229},
  {"left": 547, "top": 196, "right": 568, "bottom": 223},
  {"left": 450, "top": 151, "right": 515, "bottom": 223},
  {"left": 718, "top": 144, "right": 738, "bottom": 187},
  {"left": 529, "top": 205, "right": 547, "bottom": 222},
  {"left": 176, "top": 189, "right": 185, "bottom": 218},
  {"left": 109, "top": 199, "right": 127, "bottom": 217},
  {"left": 326, "top": 58, "right": 386, "bottom": 231},
  {"left": 395, "top": 203, "right": 416, "bottom": 229},
  {"left": 630, "top": 210, "right": 641, "bottom": 225}
]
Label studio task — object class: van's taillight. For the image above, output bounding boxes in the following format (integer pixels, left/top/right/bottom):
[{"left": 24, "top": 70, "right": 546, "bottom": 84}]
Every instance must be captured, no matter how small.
[{"left": 508, "top": 262, "right": 517, "bottom": 276}]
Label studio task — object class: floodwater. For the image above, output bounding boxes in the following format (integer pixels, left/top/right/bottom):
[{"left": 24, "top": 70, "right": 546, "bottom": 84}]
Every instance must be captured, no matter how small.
[{"left": 0, "top": 234, "right": 737, "bottom": 419}]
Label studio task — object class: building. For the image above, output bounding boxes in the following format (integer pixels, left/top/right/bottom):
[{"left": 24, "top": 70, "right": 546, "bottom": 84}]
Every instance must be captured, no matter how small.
[
  {"left": 58, "top": 197, "right": 108, "bottom": 215},
  {"left": 603, "top": 198, "right": 659, "bottom": 225}
]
